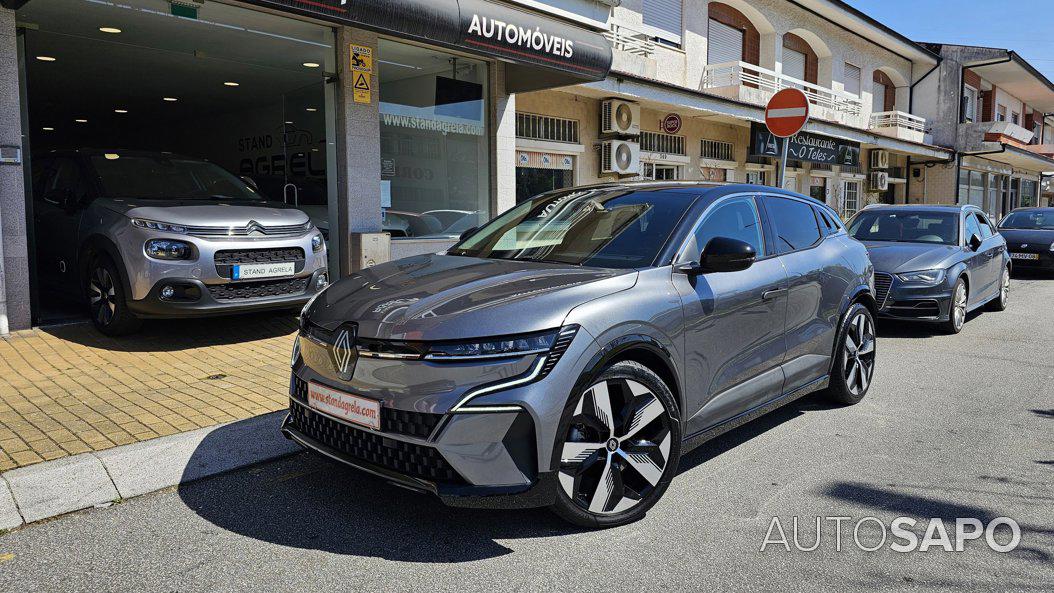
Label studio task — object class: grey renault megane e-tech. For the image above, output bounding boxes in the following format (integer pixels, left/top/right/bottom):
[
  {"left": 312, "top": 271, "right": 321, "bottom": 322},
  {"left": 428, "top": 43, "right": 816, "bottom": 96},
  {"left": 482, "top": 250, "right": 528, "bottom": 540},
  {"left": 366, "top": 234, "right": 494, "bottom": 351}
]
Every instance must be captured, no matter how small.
[
  {"left": 286, "top": 183, "right": 877, "bottom": 527},
  {"left": 846, "top": 204, "right": 1009, "bottom": 334}
]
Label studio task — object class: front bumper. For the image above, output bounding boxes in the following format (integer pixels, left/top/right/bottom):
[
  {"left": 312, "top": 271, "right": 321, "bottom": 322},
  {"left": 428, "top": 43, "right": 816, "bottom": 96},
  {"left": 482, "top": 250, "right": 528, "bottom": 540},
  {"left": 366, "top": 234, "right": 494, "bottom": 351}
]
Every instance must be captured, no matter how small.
[
  {"left": 876, "top": 275, "right": 953, "bottom": 322},
  {"left": 127, "top": 268, "right": 328, "bottom": 318},
  {"left": 281, "top": 406, "right": 559, "bottom": 509}
]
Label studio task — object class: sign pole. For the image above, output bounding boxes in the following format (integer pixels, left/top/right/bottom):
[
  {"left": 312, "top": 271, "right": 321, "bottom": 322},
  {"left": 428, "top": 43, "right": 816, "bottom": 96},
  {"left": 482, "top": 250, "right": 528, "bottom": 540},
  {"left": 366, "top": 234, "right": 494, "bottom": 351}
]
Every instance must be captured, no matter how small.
[{"left": 777, "top": 137, "right": 788, "bottom": 189}]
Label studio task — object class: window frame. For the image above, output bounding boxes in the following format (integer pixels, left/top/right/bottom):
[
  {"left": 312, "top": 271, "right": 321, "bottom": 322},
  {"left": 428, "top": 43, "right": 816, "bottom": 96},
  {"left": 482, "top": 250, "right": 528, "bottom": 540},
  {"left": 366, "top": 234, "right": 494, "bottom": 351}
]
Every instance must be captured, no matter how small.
[
  {"left": 759, "top": 193, "right": 825, "bottom": 255},
  {"left": 843, "top": 62, "right": 862, "bottom": 97},
  {"left": 963, "top": 85, "right": 978, "bottom": 123}
]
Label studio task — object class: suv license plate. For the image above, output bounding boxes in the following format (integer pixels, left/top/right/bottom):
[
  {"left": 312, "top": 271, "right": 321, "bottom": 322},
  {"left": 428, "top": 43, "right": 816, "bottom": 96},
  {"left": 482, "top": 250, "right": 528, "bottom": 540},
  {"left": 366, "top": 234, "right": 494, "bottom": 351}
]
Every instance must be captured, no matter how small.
[
  {"left": 307, "top": 382, "right": 381, "bottom": 430},
  {"left": 232, "top": 262, "right": 296, "bottom": 279},
  {"left": 1010, "top": 253, "right": 1039, "bottom": 260}
]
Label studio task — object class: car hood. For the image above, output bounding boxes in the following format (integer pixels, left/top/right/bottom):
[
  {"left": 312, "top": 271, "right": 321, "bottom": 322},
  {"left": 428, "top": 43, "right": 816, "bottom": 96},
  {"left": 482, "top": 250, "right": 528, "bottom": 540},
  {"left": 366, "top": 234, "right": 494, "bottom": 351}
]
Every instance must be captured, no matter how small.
[
  {"left": 998, "top": 228, "right": 1054, "bottom": 247},
  {"left": 861, "top": 241, "right": 962, "bottom": 274},
  {"left": 305, "top": 253, "right": 638, "bottom": 340},
  {"left": 97, "top": 198, "right": 310, "bottom": 227}
]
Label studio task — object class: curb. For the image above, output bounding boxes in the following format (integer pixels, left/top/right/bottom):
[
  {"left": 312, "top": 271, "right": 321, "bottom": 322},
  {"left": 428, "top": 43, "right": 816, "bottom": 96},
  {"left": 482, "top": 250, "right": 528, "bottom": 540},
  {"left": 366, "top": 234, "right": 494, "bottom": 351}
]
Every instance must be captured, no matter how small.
[{"left": 0, "top": 411, "right": 299, "bottom": 530}]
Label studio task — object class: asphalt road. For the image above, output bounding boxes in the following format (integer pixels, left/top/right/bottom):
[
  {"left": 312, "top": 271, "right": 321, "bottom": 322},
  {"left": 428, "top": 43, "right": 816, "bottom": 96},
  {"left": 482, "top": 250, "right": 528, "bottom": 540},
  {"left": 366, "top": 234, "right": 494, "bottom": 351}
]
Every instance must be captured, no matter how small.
[{"left": 2, "top": 272, "right": 1053, "bottom": 592}]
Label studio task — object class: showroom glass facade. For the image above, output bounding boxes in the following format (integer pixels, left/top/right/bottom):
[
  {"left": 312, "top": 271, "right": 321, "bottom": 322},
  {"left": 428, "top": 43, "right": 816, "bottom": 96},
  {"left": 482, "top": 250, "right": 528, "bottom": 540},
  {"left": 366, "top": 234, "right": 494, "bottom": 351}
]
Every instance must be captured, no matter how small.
[{"left": 378, "top": 39, "right": 489, "bottom": 239}]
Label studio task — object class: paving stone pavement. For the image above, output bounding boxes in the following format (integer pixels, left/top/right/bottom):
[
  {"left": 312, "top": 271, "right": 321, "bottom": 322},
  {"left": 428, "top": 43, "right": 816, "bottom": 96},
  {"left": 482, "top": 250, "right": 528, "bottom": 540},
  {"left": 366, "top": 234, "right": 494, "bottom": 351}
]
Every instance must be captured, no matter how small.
[{"left": 0, "top": 312, "right": 299, "bottom": 471}]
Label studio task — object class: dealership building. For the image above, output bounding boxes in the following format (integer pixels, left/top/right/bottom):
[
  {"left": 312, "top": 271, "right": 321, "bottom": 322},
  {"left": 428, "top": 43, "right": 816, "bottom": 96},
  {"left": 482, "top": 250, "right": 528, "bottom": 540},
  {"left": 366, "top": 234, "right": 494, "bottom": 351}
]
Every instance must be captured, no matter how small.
[
  {"left": 0, "top": 0, "right": 615, "bottom": 333},
  {"left": 1, "top": 0, "right": 1052, "bottom": 335}
]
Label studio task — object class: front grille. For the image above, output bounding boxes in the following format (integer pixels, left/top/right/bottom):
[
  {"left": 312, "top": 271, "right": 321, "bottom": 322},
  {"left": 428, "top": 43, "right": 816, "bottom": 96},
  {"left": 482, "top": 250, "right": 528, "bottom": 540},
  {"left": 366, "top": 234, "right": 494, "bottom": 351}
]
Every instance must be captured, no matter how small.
[
  {"left": 185, "top": 221, "right": 312, "bottom": 238},
  {"left": 215, "top": 247, "right": 305, "bottom": 265},
  {"left": 290, "top": 375, "right": 442, "bottom": 438},
  {"left": 874, "top": 273, "right": 893, "bottom": 308},
  {"left": 209, "top": 277, "right": 309, "bottom": 300},
  {"left": 289, "top": 400, "right": 463, "bottom": 484}
]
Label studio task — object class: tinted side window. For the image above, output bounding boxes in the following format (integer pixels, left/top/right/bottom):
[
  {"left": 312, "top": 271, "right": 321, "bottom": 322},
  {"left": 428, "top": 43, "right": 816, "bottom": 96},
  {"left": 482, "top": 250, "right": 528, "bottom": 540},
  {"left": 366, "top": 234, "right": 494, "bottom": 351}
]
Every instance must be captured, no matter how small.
[
  {"left": 687, "top": 197, "right": 765, "bottom": 259},
  {"left": 765, "top": 196, "right": 822, "bottom": 253},
  {"left": 816, "top": 207, "right": 840, "bottom": 235},
  {"left": 964, "top": 213, "right": 982, "bottom": 242},
  {"left": 975, "top": 213, "right": 995, "bottom": 239}
]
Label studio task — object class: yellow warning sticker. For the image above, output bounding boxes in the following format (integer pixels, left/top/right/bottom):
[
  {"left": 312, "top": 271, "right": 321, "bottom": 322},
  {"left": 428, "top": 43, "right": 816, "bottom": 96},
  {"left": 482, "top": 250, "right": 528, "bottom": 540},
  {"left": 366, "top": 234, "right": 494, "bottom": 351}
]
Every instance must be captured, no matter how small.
[
  {"left": 350, "top": 44, "right": 372, "bottom": 73},
  {"left": 353, "top": 72, "right": 371, "bottom": 104}
]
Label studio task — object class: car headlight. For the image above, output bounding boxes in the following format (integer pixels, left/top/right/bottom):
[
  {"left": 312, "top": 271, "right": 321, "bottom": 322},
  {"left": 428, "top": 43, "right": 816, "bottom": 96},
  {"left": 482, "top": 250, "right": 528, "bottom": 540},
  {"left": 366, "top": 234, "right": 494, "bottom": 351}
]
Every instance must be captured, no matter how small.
[
  {"left": 145, "top": 239, "right": 192, "bottom": 260},
  {"left": 897, "top": 269, "right": 946, "bottom": 285},
  {"left": 311, "top": 233, "right": 324, "bottom": 253},
  {"left": 132, "top": 218, "right": 187, "bottom": 234},
  {"left": 425, "top": 329, "right": 560, "bottom": 360}
]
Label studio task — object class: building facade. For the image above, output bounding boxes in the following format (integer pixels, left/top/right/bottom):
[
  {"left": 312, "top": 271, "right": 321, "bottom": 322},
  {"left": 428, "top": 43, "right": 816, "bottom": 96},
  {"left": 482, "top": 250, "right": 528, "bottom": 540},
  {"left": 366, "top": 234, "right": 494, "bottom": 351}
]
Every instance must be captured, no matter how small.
[
  {"left": 508, "top": 0, "right": 954, "bottom": 223},
  {"left": 910, "top": 43, "right": 1054, "bottom": 218}
]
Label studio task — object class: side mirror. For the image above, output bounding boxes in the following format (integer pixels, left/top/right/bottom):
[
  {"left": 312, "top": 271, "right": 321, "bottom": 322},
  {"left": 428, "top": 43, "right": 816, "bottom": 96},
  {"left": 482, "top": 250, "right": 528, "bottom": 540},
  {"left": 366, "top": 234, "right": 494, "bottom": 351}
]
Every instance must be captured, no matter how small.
[
  {"left": 678, "top": 237, "right": 757, "bottom": 275},
  {"left": 968, "top": 233, "right": 983, "bottom": 251},
  {"left": 459, "top": 226, "right": 478, "bottom": 242},
  {"left": 239, "top": 175, "right": 260, "bottom": 192}
]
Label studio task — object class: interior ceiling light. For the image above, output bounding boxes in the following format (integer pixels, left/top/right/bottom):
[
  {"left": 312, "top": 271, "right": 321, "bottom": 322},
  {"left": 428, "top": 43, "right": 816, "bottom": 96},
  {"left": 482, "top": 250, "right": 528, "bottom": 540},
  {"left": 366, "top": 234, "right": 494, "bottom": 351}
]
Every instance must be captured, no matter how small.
[
  {"left": 35, "top": 56, "right": 56, "bottom": 62},
  {"left": 75, "top": 119, "right": 87, "bottom": 123},
  {"left": 223, "top": 81, "right": 239, "bottom": 87},
  {"left": 163, "top": 97, "right": 178, "bottom": 102},
  {"left": 99, "top": 27, "right": 121, "bottom": 33},
  {"left": 114, "top": 109, "right": 128, "bottom": 113},
  {"left": 305, "top": 107, "right": 317, "bottom": 112},
  {"left": 104, "top": 153, "right": 120, "bottom": 160},
  {"left": 42, "top": 127, "right": 54, "bottom": 131},
  {"left": 302, "top": 62, "right": 320, "bottom": 68}
]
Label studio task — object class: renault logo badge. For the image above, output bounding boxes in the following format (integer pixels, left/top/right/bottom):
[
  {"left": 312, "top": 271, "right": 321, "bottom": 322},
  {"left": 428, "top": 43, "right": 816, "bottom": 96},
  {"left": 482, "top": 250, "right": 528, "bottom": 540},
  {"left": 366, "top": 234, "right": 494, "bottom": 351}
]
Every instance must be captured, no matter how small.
[{"left": 332, "top": 328, "right": 355, "bottom": 378}]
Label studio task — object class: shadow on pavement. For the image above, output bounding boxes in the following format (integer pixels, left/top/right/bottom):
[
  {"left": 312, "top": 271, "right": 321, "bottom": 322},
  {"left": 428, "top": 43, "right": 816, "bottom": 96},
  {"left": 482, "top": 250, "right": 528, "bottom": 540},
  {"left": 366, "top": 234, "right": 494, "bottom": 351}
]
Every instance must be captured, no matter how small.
[
  {"left": 176, "top": 393, "right": 841, "bottom": 562},
  {"left": 39, "top": 311, "right": 298, "bottom": 352}
]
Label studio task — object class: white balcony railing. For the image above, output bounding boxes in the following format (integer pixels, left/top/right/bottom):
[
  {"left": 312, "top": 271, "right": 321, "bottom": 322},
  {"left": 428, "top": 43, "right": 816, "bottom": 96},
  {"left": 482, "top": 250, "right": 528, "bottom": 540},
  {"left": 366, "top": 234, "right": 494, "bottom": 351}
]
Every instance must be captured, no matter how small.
[
  {"left": 702, "top": 61, "right": 863, "bottom": 119},
  {"left": 870, "top": 111, "right": 925, "bottom": 133},
  {"left": 603, "top": 24, "right": 656, "bottom": 58}
]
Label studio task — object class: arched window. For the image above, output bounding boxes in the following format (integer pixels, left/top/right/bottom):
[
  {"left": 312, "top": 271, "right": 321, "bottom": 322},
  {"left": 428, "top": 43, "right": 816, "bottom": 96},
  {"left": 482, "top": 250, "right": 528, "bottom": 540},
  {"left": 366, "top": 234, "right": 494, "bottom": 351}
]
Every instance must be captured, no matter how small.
[
  {"left": 872, "top": 70, "right": 896, "bottom": 113},
  {"left": 782, "top": 33, "right": 818, "bottom": 84},
  {"left": 707, "top": 2, "right": 760, "bottom": 66}
]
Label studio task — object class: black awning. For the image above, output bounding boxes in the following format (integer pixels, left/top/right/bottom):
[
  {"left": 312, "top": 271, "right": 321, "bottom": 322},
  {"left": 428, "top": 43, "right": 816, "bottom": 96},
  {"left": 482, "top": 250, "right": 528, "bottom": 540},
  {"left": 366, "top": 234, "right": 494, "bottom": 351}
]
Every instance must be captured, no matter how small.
[{"left": 4, "top": 0, "right": 612, "bottom": 86}]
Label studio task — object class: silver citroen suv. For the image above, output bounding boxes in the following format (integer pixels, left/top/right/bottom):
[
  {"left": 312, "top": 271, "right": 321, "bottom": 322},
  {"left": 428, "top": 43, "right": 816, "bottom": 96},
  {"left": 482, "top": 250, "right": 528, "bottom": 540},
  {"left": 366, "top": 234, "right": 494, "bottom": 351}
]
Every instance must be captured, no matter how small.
[
  {"left": 32, "top": 149, "right": 329, "bottom": 335},
  {"left": 288, "top": 183, "right": 877, "bottom": 527}
]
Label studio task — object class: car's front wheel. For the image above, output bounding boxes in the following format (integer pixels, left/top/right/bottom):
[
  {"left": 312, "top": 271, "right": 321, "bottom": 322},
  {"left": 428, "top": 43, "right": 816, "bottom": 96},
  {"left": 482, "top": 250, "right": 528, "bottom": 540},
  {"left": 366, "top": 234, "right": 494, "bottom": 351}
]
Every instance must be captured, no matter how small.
[
  {"left": 86, "top": 255, "right": 141, "bottom": 336},
  {"left": 551, "top": 361, "right": 681, "bottom": 528},
  {"left": 941, "top": 277, "right": 968, "bottom": 334}
]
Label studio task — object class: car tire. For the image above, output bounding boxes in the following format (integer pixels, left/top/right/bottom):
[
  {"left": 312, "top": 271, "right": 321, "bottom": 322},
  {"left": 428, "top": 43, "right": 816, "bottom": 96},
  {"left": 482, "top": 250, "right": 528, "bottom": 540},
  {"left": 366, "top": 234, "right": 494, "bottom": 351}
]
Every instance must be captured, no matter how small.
[
  {"left": 823, "top": 302, "right": 876, "bottom": 406},
  {"left": 987, "top": 266, "right": 1010, "bottom": 312},
  {"left": 941, "top": 277, "right": 968, "bottom": 334},
  {"left": 86, "top": 254, "right": 142, "bottom": 336},
  {"left": 550, "top": 360, "right": 682, "bottom": 528}
]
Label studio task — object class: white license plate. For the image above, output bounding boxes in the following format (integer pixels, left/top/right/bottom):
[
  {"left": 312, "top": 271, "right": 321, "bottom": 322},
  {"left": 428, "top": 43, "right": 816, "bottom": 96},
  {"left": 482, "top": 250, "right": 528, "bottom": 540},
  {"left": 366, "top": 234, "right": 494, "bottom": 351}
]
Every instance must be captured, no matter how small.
[
  {"left": 232, "top": 261, "right": 296, "bottom": 279},
  {"left": 307, "top": 382, "right": 381, "bottom": 430},
  {"left": 1010, "top": 252, "right": 1039, "bottom": 260}
]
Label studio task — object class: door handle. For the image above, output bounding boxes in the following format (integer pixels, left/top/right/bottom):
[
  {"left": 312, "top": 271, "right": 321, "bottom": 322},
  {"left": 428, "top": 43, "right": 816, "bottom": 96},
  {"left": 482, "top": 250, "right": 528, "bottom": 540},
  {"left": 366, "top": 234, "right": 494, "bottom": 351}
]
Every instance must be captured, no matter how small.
[{"left": 762, "top": 288, "right": 787, "bottom": 301}]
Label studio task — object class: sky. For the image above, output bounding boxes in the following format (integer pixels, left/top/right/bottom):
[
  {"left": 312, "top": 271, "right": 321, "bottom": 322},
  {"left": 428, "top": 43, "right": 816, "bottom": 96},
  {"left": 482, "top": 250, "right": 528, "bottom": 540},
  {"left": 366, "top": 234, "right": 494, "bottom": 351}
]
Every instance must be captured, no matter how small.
[{"left": 846, "top": 0, "right": 1054, "bottom": 81}]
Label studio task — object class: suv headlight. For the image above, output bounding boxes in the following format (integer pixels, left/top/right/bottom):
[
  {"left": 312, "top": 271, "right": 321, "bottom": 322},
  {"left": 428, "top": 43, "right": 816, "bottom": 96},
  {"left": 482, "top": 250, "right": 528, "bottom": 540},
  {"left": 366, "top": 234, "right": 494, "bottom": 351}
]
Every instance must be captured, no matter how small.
[
  {"left": 311, "top": 233, "right": 324, "bottom": 253},
  {"left": 132, "top": 218, "right": 187, "bottom": 234},
  {"left": 897, "top": 269, "right": 946, "bottom": 285},
  {"left": 425, "top": 329, "right": 560, "bottom": 360},
  {"left": 145, "top": 239, "right": 192, "bottom": 260}
]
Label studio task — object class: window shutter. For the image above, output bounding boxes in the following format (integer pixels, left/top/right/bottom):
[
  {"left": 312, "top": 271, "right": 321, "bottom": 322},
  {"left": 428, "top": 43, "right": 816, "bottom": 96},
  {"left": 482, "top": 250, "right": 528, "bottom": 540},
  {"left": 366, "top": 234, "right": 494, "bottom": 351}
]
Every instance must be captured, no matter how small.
[
  {"left": 707, "top": 19, "right": 743, "bottom": 65},
  {"left": 783, "top": 48, "right": 806, "bottom": 82},
  {"left": 844, "top": 63, "right": 861, "bottom": 97},
  {"left": 872, "top": 81, "right": 886, "bottom": 113},
  {"left": 644, "top": 0, "right": 682, "bottom": 42}
]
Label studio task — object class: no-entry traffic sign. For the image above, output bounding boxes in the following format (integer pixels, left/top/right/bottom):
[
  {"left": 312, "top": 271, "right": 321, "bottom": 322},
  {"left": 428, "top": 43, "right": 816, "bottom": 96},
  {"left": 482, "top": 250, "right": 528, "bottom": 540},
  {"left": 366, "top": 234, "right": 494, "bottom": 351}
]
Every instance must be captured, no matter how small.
[{"left": 765, "top": 88, "right": 810, "bottom": 138}]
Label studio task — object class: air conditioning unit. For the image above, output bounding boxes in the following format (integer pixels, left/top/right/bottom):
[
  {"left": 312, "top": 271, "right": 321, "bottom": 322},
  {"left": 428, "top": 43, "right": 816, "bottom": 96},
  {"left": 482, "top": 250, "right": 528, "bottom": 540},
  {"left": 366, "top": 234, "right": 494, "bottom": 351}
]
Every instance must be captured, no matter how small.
[
  {"left": 869, "top": 149, "right": 890, "bottom": 169},
  {"left": 600, "top": 140, "right": 640, "bottom": 175},
  {"left": 868, "top": 171, "right": 889, "bottom": 192},
  {"left": 600, "top": 99, "right": 640, "bottom": 136}
]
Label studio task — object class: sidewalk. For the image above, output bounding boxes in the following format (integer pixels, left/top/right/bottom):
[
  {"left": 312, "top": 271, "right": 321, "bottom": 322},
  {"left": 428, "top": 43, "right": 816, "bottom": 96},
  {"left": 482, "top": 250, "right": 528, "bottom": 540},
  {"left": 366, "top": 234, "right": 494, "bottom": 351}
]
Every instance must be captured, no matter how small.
[{"left": 0, "top": 313, "right": 298, "bottom": 471}]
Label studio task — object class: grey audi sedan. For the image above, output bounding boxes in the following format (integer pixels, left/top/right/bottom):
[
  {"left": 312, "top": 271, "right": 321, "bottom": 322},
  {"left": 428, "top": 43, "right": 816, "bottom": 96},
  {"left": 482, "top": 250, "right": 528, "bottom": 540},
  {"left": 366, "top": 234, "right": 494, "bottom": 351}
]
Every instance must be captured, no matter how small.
[
  {"left": 847, "top": 204, "right": 1009, "bottom": 334},
  {"left": 287, "top": 183, "right": 876, "bottom": 527}
]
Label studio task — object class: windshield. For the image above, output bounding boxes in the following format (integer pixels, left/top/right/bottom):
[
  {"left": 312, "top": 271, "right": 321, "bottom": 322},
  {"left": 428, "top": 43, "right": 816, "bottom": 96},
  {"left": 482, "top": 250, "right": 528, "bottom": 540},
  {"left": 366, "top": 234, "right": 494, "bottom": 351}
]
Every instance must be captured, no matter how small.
[
  {"left": 1000, "top": 210, "right": 1054, "bottom": 230},
  {"left": 448, "top": 189, "right": 696, "bottom": 268},
  {"left": 848, "top": 210, "right": 959, "bottom": 245},
  {"left": 91, "top": 155, "right": 261, "bottom": 201}
]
